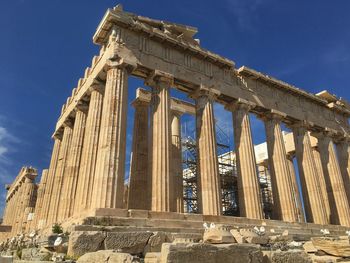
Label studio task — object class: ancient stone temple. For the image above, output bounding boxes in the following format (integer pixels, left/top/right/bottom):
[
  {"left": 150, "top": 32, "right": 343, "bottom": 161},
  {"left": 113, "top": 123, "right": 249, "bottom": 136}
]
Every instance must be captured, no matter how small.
[{"left": 1, "top": 4, "right": 350, "bottom": 262}]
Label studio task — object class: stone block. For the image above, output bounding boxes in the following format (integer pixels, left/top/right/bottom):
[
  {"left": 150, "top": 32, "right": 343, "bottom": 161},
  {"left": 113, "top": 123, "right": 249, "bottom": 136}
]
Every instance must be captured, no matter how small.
[
  {"left": 216, "top": 244, "right": 263, "bottom": 263},
  {"left": 0, "top": 256, "right": 13, "bottom": 263},
  {"left": 160, "top": 243, "right": 217, "bottom": 263},
  {"left": 76, "top": 250, "right": 140, "bottom": 263},
  {"left": 148, "top": 211, "right": 185, "bottom": 220},
  {"left": 171, "top": 233, "right": 202, "bottom": 243},
  {"left": 160, "top": 242, "right": 263, "bottom": 263},
  {"left": 92, "top": 208, "right": 129, "bottom": 217},
  {"left": 230, "top": 229, "right": 245, "bottom": 244},
  {"left": 104, "top": 232, "right": 153, "bottom": 255},
  {"left": 144, "top": 232, "right": 168, "bottom": 254},
  {"left": 67, "top": 231, "right": 106, "bottom": 258},
  {"left": 271, "top": 251, "right": 311, "bottom": 263},
  {"left": 246, "top": 236, "right": 269, "bottom": 245},
  {"left": 303, "top": 241, "right": 317, "bottom": 253},
  {"left": 203, "top": 224, "right": 235, "bottom": 244},
  {"left": 21, "top": 247, "right": 52, "bottom": 261},
  {"left": 128, "top": 209, "right": 149, "bottom": 218},
  {"left": 144, "top": 252, "right": 161, "bottom": 263}
]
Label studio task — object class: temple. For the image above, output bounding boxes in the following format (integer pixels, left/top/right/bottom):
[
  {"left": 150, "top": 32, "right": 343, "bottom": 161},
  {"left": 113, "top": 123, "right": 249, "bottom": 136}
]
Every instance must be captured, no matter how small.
[{"left": 1, "top": 4, "right": 350, "bottom": 261}]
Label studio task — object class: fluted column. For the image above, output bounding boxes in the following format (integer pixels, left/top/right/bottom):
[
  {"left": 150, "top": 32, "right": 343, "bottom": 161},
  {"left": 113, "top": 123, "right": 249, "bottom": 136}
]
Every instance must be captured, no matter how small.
[
  {"left": 195, "top": 89, "right": 221, "bottom": 216},
  {"left": 59, "top": 108, "right": 87, "bottom": 220},
  {"left": 92, "top": 63, "right": 131, "bottom": 209},
  {"left": 292, "top": 123, "right": 327, "bottom": 224},
  {"left": 314, "top": 131, "right": 350, "bottom": 226},
  {"left": 21, "top": 177, "right": 36, "bottom": 232},
  {"left": 148, "top": 71, "right": 173, "bottom": 212},
  {"left": 335, "top": 136, "right": 350, "bottom": 204},
  {"left": 128, "top": 98, "right": 150, "bottom": 210},
  {"left": 48, "top": 125, "right": 73, "bottom": 224},
  {"left": 2, "top": 185, "right": 11, "bottom": 225},
  {"left": 311, "top": 146, "right": 330, "bottom": 221},
  {"left": 286, "top": 154, "right": 305, "bottom": 223},
  {"left": 13, "top": 184, "right": 24, "bottom": 234},
  {"left": 33, "top": 169, "right": 48, "bottom": 229},
  {"left": 171, "top": 110, "right": 184, "bottom": 213},
  {"left": 227, "top": 99, "right": 263, "bottom": 219},
  {"left": 74, "top": 86, "right": 104, "bottom": 214},
  {"left": 40, "top": 137, "right": 61, "bottom": 228},
  {"left": 263, "top": 111, "right": 297, "bottom": 222}
]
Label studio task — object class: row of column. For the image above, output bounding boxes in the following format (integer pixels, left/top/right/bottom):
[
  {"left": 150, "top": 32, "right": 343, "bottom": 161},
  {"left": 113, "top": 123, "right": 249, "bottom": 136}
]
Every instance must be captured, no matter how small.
[
  {"left": 3, "top": 168, "right": 38, "bottom": 234},
  {"left": 37, "top": 63, "right": 132, "bottom": 227},
  {"left": 127, "top": 81, "right": 350, "bottom": 227},
  {"left": 36, "top": 60, "right": 350, "bottom": 228}
]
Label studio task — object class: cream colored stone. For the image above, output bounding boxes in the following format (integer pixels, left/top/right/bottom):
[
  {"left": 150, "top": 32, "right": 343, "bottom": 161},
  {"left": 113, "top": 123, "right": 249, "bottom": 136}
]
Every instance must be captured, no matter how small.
[
  {"left": 92, "top": 64, "right": 130, "bottom": 209},
  {"left": 315, "top": 132, "right": 350, "bottom": 227},
  {"left": 148, "top": 71, "right": 173, "bottom": 212},
  {"left": 227, "top": 100, "right": 263, "bottom": 219},
  {"left": 74, "top": 87, "right": 103, "bottom": 214},
  {"left": 292, "top": 124, "right": 327, "bottom": 225},
  {"left": 263, "top": 112, "right": 297, "bottom": 222},
  {"left": 128, "top": 98, "right": 150, "bottom": 210},
  {"left": 195, "top": 90, "right": 222, "bottom": 216}
]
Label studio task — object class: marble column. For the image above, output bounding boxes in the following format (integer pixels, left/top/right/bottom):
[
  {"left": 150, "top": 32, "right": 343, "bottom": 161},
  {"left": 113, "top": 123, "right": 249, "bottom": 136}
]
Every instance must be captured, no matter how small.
[
  {"left": 33, "top": 169, "right": 48, "bottom": 229},
  {"left": 92, "top": 63, "right": 131, "bottom": 209},
  {"left": 171, "top": 110, "right": 184, "bottom": 213},
  {"left": 335, "top": 137, "right": 350, "bottom": 204},
  {"left": 13, "top": 184, "right": 24, "bottom": 234},
  {"left": 2, "top": 185, "right": 11, "bottom": 225},
  {"left": 21, "top": 177, "right": 36, "bottom": 232},
  {"left": 148, "top": 71, "right": 173, "bottom": 212},
  {"left": 263, "top": 112, "right": 297, "bottom": 222},
  {"left": 39, "top": 137, "right": 62, "bottom": 227},
  {"left": 128, "top": 98, "right": 150, "bottom": 210},
  {"left": 311, "top": 146, "right": 330, "bottom": 222},
  {"left": 59, "top": 108, "right": 87, "bottom": 220},
  {"left": 48, "top": 124, "right": 73, "bottom": 224},
  {"left": 315, "top": 132, "right": 350, "bottom": 226},
  {"left": 74, "top": 86, "right": 103, "bottom": 214},
  {"left": 195, "top": 89, "right": 222, "bottom": 216},
  {"left": 227, "top": 99, "right": 263, "bottom": 219},
  {"left": 286, "top": 154, "right": 305, "bottom": 223},
  {"left": 292, "top": 123, "right": 327, "bottom": 224}
]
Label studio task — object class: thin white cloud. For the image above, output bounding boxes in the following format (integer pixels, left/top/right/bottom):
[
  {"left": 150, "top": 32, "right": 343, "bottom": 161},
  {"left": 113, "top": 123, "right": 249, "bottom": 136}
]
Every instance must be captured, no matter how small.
[
  {"left": 225, "top": 0, "right": 266, "bottom": 31},
  {"left": 0, "top": 118, "right": 20, "bottom": 184}
]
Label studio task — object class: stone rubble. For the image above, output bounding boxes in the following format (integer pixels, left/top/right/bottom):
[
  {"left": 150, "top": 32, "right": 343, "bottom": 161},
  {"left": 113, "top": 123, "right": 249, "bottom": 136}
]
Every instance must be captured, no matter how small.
[{"left": 0, "top": 225, "right": 348, "bottom": 262}]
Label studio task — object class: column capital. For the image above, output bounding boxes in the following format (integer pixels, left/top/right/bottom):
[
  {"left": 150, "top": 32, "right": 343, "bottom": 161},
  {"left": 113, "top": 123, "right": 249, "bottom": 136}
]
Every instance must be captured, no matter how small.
[
  {"left": 171, "top": 107, "right": 186, "bottom": 117},
  {"left": 189, "top": 84, "right": 220, "bottom": 101},
  {"left": 63, "top": 118, "right": 74, "bottom": 129},
  {"left": 311, "top": 127, "right": 338, "bottom": 140},
  {"left": 145, "top": 70, "right": 174, "bottom": 88},
  {"left": 105, "top": 58, "right": 136, "bottom": 74},
  {"left": 88, "top": 79, "right": 104, "bottom": 94},
  {"left": 258, "top": 109, "right": 287, "bottom": 122},
  {"left": 225, "top": 98, "right": 256, "bottom": 112},
  {"left": 75, "top": 101, "right": 89, "bottom": 114},
  {"left": 334, "top": 133, "right": 350, "bottom": 144},
  {"left": 131, "top": 97, "right": 149, "bottom": 108},
  {"left": 288, "top": 120, "right": 314, "bottom": 131}
]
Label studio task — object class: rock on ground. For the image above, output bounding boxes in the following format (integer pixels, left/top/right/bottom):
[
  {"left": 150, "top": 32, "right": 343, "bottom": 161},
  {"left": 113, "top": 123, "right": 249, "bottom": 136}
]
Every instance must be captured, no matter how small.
[
  {"left": 160, "top": 242, "right": 263, "bottom": 263},
  {"left": 67, "top": 231, "right": 106, "bottom": 258},
  {"left": 271, "top": 251, "right": 312, "bottom": 263},
  {"left": 76, "top": 250, "right": 140, "bottom": 263},
  {"left": 104, "top": 232, "right": 153, "bottom": 255}
]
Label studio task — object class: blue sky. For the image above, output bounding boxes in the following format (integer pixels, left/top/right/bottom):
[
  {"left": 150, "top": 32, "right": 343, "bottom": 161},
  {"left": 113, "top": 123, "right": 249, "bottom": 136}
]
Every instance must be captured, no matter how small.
[{"left": 0, "top": 0, "right": 349, "bottom": 215}]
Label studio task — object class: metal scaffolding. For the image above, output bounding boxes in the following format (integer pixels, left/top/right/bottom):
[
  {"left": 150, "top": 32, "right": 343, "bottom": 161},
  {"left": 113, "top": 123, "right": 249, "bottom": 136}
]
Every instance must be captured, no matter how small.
[{"left": 182, "top": 122, "right": 273, "bottom": 218}]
